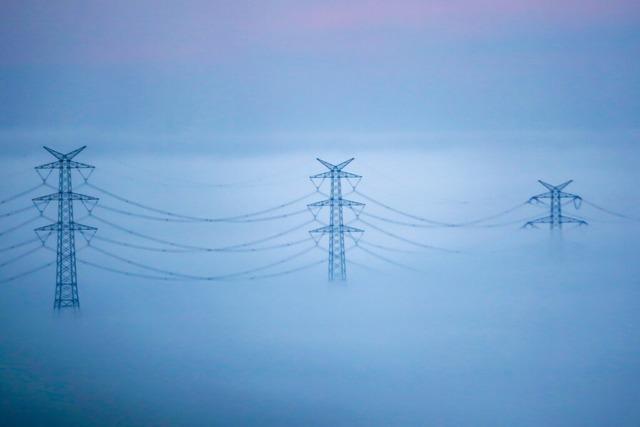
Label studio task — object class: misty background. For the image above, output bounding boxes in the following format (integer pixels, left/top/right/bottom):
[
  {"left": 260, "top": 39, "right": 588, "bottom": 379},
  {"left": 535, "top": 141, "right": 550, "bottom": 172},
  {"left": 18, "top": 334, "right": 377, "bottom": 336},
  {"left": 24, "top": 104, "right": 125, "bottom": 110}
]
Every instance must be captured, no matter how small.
[{"left": 1, "top": 1, "right": 640, "bottom": 426}]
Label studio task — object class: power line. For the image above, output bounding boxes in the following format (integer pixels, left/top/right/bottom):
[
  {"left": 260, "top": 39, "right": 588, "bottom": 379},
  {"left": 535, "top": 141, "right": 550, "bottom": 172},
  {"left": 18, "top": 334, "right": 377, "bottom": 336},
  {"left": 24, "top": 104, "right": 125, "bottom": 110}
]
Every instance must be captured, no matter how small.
[
  {"left": 92, "top": 234, "right": 314, "bottom": 253},
  {"left": 0, "top": 205, "right": 35, "bottom": 218},
  {"left": 582, "top": 200, "right": 640, "bottom": 222},
  {"left": 359, "top": 210, "right": 537, "bottom": 229},
  {"left": 0, "top": 245, "right": 43, "bottom": 268},
  {"left": 0, "top": 261, "right": 54, "bottom": 284},
  {"left": 244, "top": 259, "right": 325, "bottom": 281},
  {"left": 357, "top": 190, "right": 528, "bottom": 227},
  {"left": 363, "top": 212, "right": 546, "bottom": 230},
  {"left": 0, "top": 216, "right": 41, "bottom": 237},
  {"left": 359, "top": 211, "right": 444, "bottom": 228},
  {"left": 0, "top": 168, "right": 34, "bottom": 182},
  {"left": 465, "top": 216, "right": 545, "bottom": 228},
  {"left": 353, "top": 244, "right": 423, "bottom": 273},
  {"left": 357, "top": 239, "right": 417, "bottom": 254},
  {"left": 86, "top": 243, "right": 318, "bottom": 281},
  {"left": 0, "top": 184, "right": 43, "bottom": 206},
  {"left": 77, "top": 258, "right": 182, "bottom": 281},
  {"left": 357, "top": 218, "right": 460, "bottom": 253},
  {"left": 0, "top": 237, "right": 41, "bottom": 253},
  {"left": 95, "top": 204, "right": 308, "bottom": 223},
  {"left": 449, "top": 203, "right": 529, "bottom": 226},
  {"left": 96, "top": 205, "right": 202, "bottom": 223},
  {"left": 78, "top": 257, "right": 326, "bottom": 282},
  {"left": 347, "top": 258, "right": 384, "bottom": 275},
  {"left": 87, "top": 182, "right": 317, "bottom": 222},
  {"left": 354, "top": 190, "right": 454, "bottom": 226},
  {"left": 92, "top": 214, "right": 316, "bottom": 251}
]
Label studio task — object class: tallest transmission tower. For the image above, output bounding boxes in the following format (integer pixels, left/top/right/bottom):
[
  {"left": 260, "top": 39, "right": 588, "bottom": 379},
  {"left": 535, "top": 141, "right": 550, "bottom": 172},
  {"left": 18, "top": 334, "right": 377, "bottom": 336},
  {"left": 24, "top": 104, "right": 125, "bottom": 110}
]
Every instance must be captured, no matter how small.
[
  {"left": 309, "top": 158, "right": 364, "bottom": 281},
  {"left": 33, "top": 146, "right": 98, "bottom": 310}
]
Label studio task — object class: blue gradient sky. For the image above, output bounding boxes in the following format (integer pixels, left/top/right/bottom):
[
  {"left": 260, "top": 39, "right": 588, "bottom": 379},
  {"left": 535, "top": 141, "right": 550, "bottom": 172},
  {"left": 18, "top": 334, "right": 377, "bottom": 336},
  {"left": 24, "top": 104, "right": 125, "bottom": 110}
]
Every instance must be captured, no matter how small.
[{"left": 1, "top": 0, "right": 639, "bottom": 154}]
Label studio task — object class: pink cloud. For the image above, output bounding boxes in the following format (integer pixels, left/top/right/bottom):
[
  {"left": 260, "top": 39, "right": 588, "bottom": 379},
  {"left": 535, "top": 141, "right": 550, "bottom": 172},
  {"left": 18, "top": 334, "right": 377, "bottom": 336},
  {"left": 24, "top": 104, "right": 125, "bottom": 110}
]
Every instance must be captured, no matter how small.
[{"left": 1, "top": 0, "right": 638, "bottom": 65}]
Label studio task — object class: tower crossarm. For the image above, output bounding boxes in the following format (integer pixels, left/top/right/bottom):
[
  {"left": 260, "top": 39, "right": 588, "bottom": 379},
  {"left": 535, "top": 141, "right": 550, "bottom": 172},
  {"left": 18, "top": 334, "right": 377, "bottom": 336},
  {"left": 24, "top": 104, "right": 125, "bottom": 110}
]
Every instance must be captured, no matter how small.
[
  {"left": 528, "top": 190, "right": 581, "bottom": 203},
  {"left": 43, "top": 145, "right": 87, "bottom": 160},
  {"left": 528, "top": 192, "right": 552, "bottom": 203},
  {"left": 524, "top": 215, "right": 552, "bottom": 227},
  {"left": 310, "top": 171, "right": 362, "bottom": 180},
  {"left": 35, "top": 222, "right": 98, "bottom": 232},
  {"left": 35, "top": 161, "right": 64, "bottom": 170},
  {"left": 308, "top": 198, "right": 365, "bottom": 208},
  {"left": 538, "top": 179, "right": 573, "bottom": 191},
  {"left": 33, "top": 193, "right": 99, "bottom": 202},
  {"left": 558, "top": 215, "right": 587, "bottom": 225},
  {"left": 310, "top": 225, "right": 364, "bottom": 234},
  {"left": 34, "top": 223, "right": 61, "bottom": 232},
  {"left": 557, "top": 191, "right": 581, "bottom": 200},
  {"left": 35, "top": 160, "right": 95, "bottom": 170},
  {"left": 316, "top": 158, "right": 354, "bottom": 171}
]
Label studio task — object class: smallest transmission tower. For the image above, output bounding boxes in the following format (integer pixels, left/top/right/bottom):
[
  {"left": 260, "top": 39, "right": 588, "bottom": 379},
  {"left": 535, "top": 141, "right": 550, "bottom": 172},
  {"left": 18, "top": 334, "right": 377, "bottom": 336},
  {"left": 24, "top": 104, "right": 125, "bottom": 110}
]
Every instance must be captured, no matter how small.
[
  {"left": 308, "top": 158, "right": 364, "bottom": 281},
  {"left": 524, "top": 180, "right": 587, "bottom": 229}
]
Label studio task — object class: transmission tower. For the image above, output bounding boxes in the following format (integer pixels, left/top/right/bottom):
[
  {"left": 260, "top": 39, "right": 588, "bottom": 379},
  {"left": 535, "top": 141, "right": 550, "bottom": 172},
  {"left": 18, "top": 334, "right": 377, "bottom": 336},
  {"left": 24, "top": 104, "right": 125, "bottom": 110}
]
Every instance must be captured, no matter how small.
[
  {"left": 33, "top": 146, "right": 98, "bottom": 310},
  {"left": 308, "top": 158, "right": 364, "bottom": 281},
  {"left": 524, "top": 180, "right": 587, "bottom": 229}
]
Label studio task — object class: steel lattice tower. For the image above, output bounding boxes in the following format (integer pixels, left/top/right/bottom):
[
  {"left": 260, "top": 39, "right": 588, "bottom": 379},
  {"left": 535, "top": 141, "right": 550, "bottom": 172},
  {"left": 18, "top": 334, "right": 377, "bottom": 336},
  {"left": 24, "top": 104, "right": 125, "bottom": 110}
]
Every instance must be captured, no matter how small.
[
  {"left": 309, "top": 158, "right": 364, "bottom": 281},
  {"left": 33, "top": 146, "right": 98, "bottom": 310},
  {"left": 524, "top": 180, "right": 587, "bottom": 229}
]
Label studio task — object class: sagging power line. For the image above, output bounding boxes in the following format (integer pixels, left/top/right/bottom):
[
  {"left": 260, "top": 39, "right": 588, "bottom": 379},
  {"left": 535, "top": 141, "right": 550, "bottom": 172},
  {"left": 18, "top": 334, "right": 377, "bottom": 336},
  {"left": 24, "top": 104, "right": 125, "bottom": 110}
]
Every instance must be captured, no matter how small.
[
  {"left": 23, "top": 148, "right": 339, "bottom": 304},
  {"left": 5, "top": 146, "right": 640, "bottom": 312},
  {"left": 87, "top": 182, "right": 317, "bottom": 223}
]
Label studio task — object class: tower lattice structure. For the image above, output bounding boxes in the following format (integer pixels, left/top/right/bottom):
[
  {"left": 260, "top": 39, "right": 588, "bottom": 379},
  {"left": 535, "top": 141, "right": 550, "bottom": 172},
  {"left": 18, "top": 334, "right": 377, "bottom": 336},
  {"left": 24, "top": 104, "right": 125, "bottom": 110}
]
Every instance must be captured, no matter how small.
[
  {"left": 309, "top": 158, "right": 364, "bottom": 281},
  {"left": 33, "top": 146, "right": 98, "bottom": 310},
  {"left": 524, "top": 180, "right": 587, "bottom": 229}
]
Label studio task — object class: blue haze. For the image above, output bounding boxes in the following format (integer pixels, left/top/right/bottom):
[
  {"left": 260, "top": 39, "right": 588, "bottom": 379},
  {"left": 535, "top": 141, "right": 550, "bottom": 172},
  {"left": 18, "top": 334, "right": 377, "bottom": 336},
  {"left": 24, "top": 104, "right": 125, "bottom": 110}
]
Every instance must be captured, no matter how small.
[
  {"left": 1, "top": 145, "right": 640, "bottom": 426},
  {"left": 1, "top": 1, "right": 640, "bottom": 426}
]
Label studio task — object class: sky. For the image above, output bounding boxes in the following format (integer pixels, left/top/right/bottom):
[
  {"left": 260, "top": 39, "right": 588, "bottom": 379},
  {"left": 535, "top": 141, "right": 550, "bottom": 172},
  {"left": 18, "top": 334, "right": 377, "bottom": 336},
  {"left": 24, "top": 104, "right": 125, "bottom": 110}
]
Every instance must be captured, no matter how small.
[
  {"left": 0, "top": 0, "right": 639, "bottom": 154},
  {"left": 1, "top": 2, "right": 640, "bottom": 426}
]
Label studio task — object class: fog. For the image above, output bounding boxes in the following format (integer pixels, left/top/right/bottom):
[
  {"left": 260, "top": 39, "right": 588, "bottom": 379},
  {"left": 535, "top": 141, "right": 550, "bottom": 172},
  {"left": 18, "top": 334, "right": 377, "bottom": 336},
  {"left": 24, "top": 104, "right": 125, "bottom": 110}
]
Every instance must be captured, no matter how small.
[
  {"left": 1, "top": 140, "right": 639, "bottom": 426},
  {"left": 2, "top": 0, "right": 639, "bottom": 424}
]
